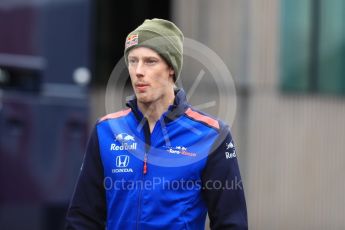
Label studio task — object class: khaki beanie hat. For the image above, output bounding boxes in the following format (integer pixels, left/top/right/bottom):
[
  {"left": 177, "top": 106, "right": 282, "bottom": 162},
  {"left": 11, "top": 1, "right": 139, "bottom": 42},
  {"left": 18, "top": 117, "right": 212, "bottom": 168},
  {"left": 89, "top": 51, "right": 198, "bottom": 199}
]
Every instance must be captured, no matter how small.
[{"left": 124, "top": 18, "right": 184, "bottom": 81}]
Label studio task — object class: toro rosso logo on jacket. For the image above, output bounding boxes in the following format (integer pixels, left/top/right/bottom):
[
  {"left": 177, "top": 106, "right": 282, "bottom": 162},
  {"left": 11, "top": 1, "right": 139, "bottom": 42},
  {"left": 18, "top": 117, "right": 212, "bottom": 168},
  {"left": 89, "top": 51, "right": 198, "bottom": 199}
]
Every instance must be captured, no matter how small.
[
  {"left": 165, "top": 146, "right": 197, "bottom": 157},
  {"left": 110, "top": 133, "right": 137, "bottom": 151}
]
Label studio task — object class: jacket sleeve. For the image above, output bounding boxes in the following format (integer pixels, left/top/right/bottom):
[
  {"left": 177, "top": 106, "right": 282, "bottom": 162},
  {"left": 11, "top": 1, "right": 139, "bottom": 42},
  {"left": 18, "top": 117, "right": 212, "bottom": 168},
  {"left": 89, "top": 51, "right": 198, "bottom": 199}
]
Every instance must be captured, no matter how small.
[
  {"left": 65, "top": 125, "right": 106, "bottom": 230},
  {"left": 201, "top": 126, "right": 248, "bottom": 230}
]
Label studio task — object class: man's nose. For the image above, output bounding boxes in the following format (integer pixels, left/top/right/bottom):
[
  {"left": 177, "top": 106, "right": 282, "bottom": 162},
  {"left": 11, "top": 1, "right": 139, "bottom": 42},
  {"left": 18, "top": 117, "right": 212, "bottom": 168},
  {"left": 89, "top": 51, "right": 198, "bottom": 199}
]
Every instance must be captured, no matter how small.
[{"left": 135, "top": 61, "right": 144, "bottom": 77}]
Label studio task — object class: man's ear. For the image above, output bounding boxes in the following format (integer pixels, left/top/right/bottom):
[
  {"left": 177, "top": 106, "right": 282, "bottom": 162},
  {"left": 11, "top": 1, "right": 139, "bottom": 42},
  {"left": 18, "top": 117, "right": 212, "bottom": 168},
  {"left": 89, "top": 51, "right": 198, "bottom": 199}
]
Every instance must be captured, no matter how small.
[{"left": 169, "top": 67, "right": 175, "bottom": 78}]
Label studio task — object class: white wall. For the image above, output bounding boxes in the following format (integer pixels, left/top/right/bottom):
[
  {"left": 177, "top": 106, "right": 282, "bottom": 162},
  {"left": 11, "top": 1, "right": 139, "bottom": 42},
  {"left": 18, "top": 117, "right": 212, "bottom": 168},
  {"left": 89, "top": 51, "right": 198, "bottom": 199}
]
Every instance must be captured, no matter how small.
[{"left": 172, "top": 0, "right": 345, "bottom": 229}]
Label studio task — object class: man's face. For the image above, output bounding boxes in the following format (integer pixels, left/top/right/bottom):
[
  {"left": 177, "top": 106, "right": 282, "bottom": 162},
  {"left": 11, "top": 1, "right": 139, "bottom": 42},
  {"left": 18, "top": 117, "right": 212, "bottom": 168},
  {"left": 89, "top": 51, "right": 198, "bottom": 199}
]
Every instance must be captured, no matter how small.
[{"left": 128, "top": 47, "right": 175, "bottom": 104}]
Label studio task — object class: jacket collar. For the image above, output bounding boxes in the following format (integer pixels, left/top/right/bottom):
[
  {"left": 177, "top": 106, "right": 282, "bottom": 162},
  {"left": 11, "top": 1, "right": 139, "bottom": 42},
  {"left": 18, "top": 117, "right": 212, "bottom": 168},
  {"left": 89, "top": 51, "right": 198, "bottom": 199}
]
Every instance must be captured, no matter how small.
[{"left": 126, "top": 88, "right": 189, "bottom": 123}]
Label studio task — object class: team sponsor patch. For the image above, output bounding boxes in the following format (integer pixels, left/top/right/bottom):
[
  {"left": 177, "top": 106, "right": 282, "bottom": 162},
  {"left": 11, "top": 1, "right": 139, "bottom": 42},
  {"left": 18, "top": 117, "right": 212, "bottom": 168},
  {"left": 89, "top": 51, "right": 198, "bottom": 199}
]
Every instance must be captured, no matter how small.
[
  {"left": 125, "top": 34, "right": 139, "bottom": 49},
  {"left": 164, "top": 146, "right": 197, "bottom": 157},
  {"left": 110, "top": 133, "right": 137, "bottom": 151},
  {"left": 112, "top": 155, "right": 134, "bottom": 173},
  {"left": 225, "top": 141, "right": 237, "bottom": 159}
]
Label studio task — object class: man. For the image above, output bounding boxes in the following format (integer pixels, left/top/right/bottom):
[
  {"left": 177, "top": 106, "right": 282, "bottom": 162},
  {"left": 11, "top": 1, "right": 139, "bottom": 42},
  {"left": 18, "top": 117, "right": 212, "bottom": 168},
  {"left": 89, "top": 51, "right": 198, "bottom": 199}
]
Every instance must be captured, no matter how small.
[{"left": 66, "top": 18, "right": 247, "bottom": 229}]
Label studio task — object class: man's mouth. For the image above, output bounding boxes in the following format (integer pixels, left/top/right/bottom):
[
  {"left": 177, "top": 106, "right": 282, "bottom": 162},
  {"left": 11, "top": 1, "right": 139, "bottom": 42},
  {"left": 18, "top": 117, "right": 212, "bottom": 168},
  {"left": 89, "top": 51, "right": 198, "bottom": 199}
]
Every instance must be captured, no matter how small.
[{"left": 135, "top": 83, "right": 150, "bottom": 91}]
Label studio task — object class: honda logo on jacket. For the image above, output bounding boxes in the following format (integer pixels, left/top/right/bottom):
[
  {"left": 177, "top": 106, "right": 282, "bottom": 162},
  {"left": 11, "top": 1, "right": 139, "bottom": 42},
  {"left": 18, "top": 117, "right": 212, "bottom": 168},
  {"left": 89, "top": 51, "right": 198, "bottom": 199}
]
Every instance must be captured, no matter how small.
[
  {"left": 116, "top": 155, "right": 130, "bottom": 167},
  {"left": 113, "top": 155, "right": 133, "bottom": 173}
]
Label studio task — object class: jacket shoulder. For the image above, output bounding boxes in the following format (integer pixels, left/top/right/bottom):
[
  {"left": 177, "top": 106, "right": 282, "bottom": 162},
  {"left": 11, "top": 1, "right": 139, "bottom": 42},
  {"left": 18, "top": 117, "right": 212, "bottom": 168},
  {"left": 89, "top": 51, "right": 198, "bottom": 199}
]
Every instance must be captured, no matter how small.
[
  {"left": 184, "top": 107, "right": 223, "bottom": 131},
  {"left": 97, "top": 108, "right": 131, "bottom": 123}
]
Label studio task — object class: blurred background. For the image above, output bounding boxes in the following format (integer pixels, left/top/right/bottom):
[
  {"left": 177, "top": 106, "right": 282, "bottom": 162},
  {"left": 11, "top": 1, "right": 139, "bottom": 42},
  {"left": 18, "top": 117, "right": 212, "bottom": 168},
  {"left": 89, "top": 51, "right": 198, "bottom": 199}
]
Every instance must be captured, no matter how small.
[{"left": 0, "top": 0, "right": 344, "bottom": 229}]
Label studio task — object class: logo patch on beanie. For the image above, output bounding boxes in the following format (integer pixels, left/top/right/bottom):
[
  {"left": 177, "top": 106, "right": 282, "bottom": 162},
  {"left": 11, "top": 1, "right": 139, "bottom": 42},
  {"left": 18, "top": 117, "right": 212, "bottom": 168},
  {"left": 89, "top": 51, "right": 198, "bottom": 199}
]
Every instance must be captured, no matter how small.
[{"left": 125, "top": 34, "right": 139, "bottom": 49}]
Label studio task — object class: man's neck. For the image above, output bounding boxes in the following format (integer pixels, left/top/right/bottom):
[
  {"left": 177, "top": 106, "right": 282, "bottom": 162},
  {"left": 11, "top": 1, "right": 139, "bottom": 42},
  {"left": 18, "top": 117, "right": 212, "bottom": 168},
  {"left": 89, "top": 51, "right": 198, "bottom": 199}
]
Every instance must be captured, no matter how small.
[{"left": 138, "top": 94, "right": 175, "bottom": 133}]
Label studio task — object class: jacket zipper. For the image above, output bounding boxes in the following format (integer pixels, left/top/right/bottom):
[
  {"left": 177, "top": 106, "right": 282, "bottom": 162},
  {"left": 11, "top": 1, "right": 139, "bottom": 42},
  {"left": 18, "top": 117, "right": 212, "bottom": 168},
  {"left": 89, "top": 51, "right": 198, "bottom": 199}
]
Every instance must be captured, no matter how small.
[
  {"left": 143, "top": 153, "right": 148, "bottom": 174},
  {"left": 136, "top": 118, "right": 151, "bottom": 230}
]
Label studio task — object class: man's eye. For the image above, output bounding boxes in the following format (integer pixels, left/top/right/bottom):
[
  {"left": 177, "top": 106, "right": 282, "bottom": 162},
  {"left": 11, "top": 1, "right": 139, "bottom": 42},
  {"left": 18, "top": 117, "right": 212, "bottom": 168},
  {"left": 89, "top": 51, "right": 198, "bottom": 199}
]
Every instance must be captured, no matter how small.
[
  {"left": 146, "top": 59, "right": 157, "bottom": 65},
  {"left": 128, "top": 59, "right": 137, "bottom": 64}
]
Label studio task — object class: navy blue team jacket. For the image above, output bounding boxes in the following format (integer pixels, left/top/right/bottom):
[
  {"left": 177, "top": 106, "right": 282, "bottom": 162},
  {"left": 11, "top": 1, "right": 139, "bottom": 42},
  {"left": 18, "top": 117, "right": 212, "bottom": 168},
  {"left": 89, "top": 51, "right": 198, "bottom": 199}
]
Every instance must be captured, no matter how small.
[{"left": 65, "top": 89, "right": 247, "bottom": 229}]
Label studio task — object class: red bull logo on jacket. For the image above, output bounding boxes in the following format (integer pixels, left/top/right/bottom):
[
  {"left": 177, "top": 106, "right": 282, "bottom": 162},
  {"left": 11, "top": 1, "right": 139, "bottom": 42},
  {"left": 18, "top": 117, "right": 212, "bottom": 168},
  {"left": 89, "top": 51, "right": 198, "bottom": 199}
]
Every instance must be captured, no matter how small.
[{"left": 110, "top": 133, "right": 137, "bottom": 151}]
